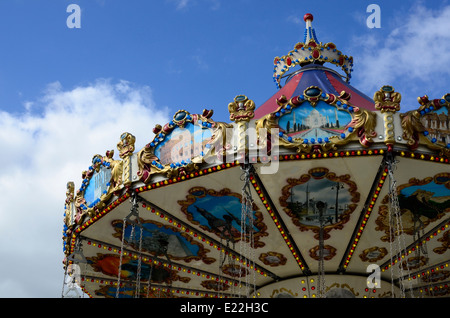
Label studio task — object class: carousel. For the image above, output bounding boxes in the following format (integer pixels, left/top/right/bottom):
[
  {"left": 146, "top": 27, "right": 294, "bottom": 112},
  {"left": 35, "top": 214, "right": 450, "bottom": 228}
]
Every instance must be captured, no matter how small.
[{"left": 61, "top": 13, "right": 450, "bottom": 298}]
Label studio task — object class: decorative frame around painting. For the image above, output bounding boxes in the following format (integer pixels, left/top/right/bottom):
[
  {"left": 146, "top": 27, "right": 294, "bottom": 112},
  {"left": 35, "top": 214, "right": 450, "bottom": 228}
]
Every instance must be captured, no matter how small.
[
  {"left": 375, "top": 173, "right": 450, "bottom": 242},
  {"left": 255, "top": 86, "right": 378, "bottom": 155},
  {"left": 87, "top": 253, "right": 191, "bottom": 285},
  {"left": 178, "top": 187, "right": 268, "bottom": 247},
  {"left": 279, "top": 167, "right": 360, "bottom": 239},
  {"left": 111, "top": 219, "right": 216, "bottom": 264}
]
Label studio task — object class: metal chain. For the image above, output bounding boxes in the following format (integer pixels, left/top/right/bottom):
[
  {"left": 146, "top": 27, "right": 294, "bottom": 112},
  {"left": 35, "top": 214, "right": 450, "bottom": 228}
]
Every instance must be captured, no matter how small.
[
  {"left": 115, "top": 217, "right": 127, "bottom": 298},
  {"left": 81, "top": 261, "right": 87, "bottom": 298},
  {"left": 62, "top": 237, "right": 86, "bottom": 298},
  {"left": 218, "top": 236, "right": 224, "bottom": 298},
  {"left": 61, "top": 262, "right": 68, "bottom": 297},
  {"left": 146, "top": 260, "right": 154, "bottom": 298},
  {"left": 318, "top": 210, "right": 326, "bottom": 298},
  {"left": 76, "top": 239, "right": 87, "bottom": 298},
  {"left": 387, "top": 156, "right": 406, "bottom": 297},
  {"left": 228, "top": 240, "right": 237, "bottom": 297},
  {"left": 386, "top": 154, "right": 414, "bottom": 298},
  {"left": 394, "top": 190, "right": 414, "bottom": 297},
  {"left": 127, "top": 194, "right": 143, "bottom": 298},
  {"left": 115, "top": 193, "right": 143, "bottom": 298},
  {"left": 387, "top": 189, "right": 396, "bottom": 297},
  {"left": 413, "top": 217, "right": 432, "bottom": 297},
  {"left": 135, "top": 223, "right": 143, "bottom": 298},
  {"left": 239, "top": 164, "right": 256, "bottom": 298},
  {"left": 239, "top": 171, "right": 247, "bottom": 297}
]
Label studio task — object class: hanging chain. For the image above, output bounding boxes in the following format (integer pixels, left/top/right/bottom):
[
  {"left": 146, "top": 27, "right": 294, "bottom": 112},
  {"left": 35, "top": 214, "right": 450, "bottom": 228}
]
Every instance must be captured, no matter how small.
[
  {"left": 62, "top": 236, "right": 86, "bottom": 298},
  {"left": 239, "top": 164, "right": 256, "bottom": 298},
  {"left": 218, "top": 237, "right": 224, "bottom": 298},
  {"left": 146, "top": 259, "right": 154, "bottom": 298},
  {"left": 116, "top": 192, "right": 142, "bottom": 298},
  {"left": 77, "top": 239, "right": 87, "bottom": 298},
  {"left": 228, "top": 240, "right": 237, "bottom": 297},
  {"left": 387, "top": 187, "right": 396, "bottom": 297},
  {"left": 387, "top": 154, "right": 405, "bottom": 297},
  {"left": 413, "top": 217, "right": 432, "bottom": 297},
  {"left": 135, "top": 220, "right": 143, "bottom": 298},
  {"left": 386, "top": 153, "right": 414, "bottom": 298},
  {"left": 115, "top": 217, "right": 127, "bottom": 298},
  {"left": 318, "top": 203, "right": 326, "bottom": 298}
]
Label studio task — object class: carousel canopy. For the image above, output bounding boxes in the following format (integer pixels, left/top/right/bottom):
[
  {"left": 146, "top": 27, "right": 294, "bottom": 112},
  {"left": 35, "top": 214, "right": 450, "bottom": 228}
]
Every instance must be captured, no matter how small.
[
  {"left": 61, "top": 13, "right": 450, "bottom": 299},
  {"left": 255, "top": 13, "right": 375, "bottom": 119},
  {"left": 254, "top": 63, "right": 376, "bottom": 119}
]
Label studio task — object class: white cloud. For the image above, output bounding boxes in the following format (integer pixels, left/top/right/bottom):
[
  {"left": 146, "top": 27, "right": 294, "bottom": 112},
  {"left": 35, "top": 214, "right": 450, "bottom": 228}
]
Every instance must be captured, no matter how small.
[
  {"left": 191, "top": 54, "right": 209, "bottom": 71},
  {"left": 176, "top": 0, "right": 190, "bottom": 10},
  {"left": 0, "top": 79, "right": 170, "bottom": 297},
  {"left": 167, "top": 0, "right": 220, "bottom": 11},
  {"left": 287, "top": 15, "right": 302, "bottom": 25},
  {"left": 207, "top": 0, "right": 220, "bottom": 11},
  {"left": 351, "top": 3, "right": 450, "bottom": 110},
  {"left": 167, "top": 0, "right": 191, "bottom": 10}
]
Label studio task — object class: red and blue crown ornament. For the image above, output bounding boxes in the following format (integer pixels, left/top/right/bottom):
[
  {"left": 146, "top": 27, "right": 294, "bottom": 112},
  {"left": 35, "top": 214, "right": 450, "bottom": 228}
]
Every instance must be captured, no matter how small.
[{"left": 273, "top": 13, "right": 353, "bottom": 89}]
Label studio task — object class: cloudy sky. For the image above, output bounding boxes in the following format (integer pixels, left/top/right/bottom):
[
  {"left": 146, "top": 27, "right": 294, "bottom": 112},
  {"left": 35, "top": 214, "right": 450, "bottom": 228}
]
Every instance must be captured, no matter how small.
[{"left": 0, "top": 0, "right": 449, "bottom": 298}]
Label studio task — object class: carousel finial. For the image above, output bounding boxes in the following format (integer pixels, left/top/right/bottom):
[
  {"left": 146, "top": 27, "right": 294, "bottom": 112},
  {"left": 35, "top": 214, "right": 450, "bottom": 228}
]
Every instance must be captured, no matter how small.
[
  {"left": 303, "top": 13, "right": 318, "bottom": 43},
  {"left": 303, "top": 13, "right": 313, "bottom": 22},
  {"left": 272, "top": 13, "right": 353, "bottom": 88}
]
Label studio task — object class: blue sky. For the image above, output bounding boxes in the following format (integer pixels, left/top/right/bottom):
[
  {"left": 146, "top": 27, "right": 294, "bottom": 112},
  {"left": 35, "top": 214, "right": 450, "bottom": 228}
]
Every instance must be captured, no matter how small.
[
  {"left": 2, "top": 0, "right": 449, "bottom": 121},
  {"left": 0, "top": 0, "right": 449, "bottom": 297}
]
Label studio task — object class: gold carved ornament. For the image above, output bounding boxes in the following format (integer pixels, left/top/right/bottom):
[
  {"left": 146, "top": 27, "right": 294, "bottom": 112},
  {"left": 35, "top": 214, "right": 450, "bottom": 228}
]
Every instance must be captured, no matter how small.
[
  {"left": 373, "top": 85, "right": 401, "bottom": 152},
  {"left": 374, "top": 85, "right": 401, "bottom": 113},
  {"left": 400, "top": 94, "right": 450, "bottom": 158},
  {"left": 136, "top": 109, "right": 232, "bottom": 183},
  {"left": 228, "top": 95, "right": 255, "bottom": 123},
  {"left": 78, "top": 132, "right": 137, "bottom": 220},
  {"left": 256, "top": 90, "right": 377, "bottom": 155}
]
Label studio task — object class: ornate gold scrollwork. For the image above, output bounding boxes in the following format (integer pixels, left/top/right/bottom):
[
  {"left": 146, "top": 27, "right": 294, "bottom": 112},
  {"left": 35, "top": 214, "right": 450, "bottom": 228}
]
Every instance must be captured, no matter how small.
[
  {"left": 400, "top": 94, "right": 450, "bottom": 157},
  {"left": 343, "top": 106, "right": 378, "bottom": 147},
  {"left": 81, "top": 133, "right": 136, "bottom": 218},
  {"left": 374, "top": 85, "right": 401, "bottom": 113},
  {"left": 64, "top": 181, "right": 75, "bottom": 227},
  {"left": 374, "top": 85, "right": 401, "bottom": 151},
  {"left": 136, "top": 143, "right": 169, "bottom": 183},
  {"left": 228, "top": 95, "right": 255, "bottom": 160},
  {"left": 256, "top": 92, "right": 377, "bottom": 154},
  {"left": 255, "top": 110, "right": 300, "bottom": 153},
  {"left": 400, "top": 108, "right": 426, "bottom": 151},
  {"left": 203, "top": 120, "right": 234, "bottom": 162},
  {"left": 63, "top": 182, "right": 76, "bottom": 253},
  {"left": 117, "top": 132, "right": 136, "bottom": 158},
  {"left": 228, "top": 95, "right": 255, "bottom": 123},
  {"left": 137, "top": 109, "right": 232, "bottom": 183}
]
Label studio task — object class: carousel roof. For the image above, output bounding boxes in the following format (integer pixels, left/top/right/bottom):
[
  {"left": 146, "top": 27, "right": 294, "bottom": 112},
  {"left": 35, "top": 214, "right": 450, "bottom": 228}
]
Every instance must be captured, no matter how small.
[
  {"left": 255, "top": 13, "right": 374, "bottom": 119},
  {"left": 62, "top": 13, "right": 450, "bottom": 299},
  {"left": 254, "top": 64, "right": 376, "bottom": 119}
]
